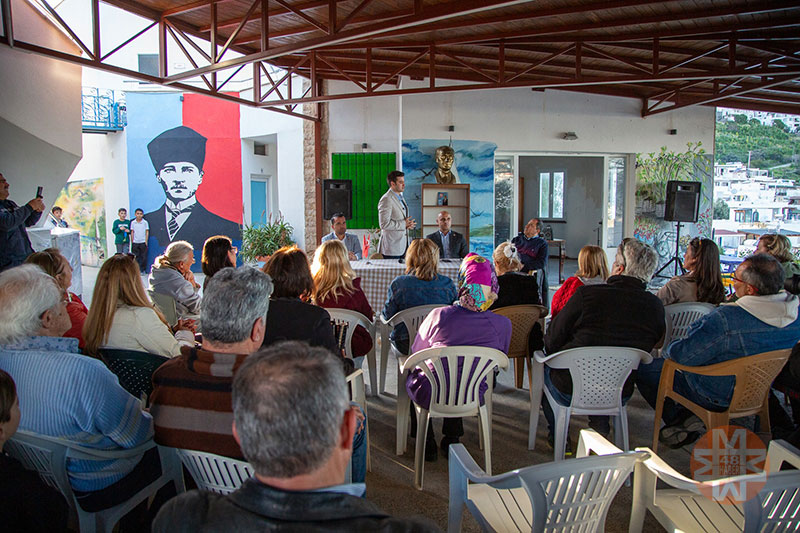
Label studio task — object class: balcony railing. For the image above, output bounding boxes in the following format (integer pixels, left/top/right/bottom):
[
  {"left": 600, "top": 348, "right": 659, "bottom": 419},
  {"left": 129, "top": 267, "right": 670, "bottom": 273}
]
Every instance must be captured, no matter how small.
[{"left": 82, "top": 88, "right": 126, "bottom": 132}]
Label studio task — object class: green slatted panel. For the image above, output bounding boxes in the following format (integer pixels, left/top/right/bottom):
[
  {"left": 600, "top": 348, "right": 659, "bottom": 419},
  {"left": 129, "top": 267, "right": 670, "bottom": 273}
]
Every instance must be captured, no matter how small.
[{"left": 330, "top": 152, "right": 396, "bottom": 229}]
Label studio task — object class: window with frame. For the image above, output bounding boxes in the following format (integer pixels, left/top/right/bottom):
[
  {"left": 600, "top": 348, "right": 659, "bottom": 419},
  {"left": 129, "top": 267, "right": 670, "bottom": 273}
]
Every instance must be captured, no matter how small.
[{"left": 539, "top": 171, "right": 565, "bottom": 220}]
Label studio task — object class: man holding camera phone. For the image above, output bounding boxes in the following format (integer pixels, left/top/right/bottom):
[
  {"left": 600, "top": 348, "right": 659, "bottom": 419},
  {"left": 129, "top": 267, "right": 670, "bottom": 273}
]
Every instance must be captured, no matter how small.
[{"left": 0, "top": 173, "right": 44, "bottom": 272}]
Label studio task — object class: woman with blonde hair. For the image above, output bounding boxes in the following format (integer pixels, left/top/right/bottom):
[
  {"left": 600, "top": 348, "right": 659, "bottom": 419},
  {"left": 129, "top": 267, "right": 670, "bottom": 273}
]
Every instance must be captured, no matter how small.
[
  {"left": 490, "top": 241, "right": 541, "bottom": 309},
  {"left": 83, "top": 254, "right": 195, "bottom": 357},
  {"left": 383, "top": 238, "right": 457, "bottom": 354},
  {"left": 757, "top": 233, "right": 800, "bottom": 278},
  {"left": 25, "top": 248, "right": 88, "bottom": 348},
  {"left": 148, "top": 240, "right": 201, "bottom": 318},
  {"left": 550, "top": 245, "right": 609, "bottom": 317},
  {"left": 657, "top": 237, "right": 725, "bottom": 305},
  {"left": 312, "top": 239, "right": 373, "bottom": 359}
]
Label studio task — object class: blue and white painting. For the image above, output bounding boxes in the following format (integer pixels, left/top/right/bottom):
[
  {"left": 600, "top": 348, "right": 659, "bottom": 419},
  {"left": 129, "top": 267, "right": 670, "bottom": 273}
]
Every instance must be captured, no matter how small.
[{"left": 402, "top": 139, "right": 497, "bottom": 258}]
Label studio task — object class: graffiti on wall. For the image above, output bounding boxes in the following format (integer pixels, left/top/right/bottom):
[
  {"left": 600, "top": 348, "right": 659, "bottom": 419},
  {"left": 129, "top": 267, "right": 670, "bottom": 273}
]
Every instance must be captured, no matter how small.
[
  {"left": 402, "top": 139, "right": 497, "bottom": 258},
  {"left": 126, "top": 92, "right": 243, "bottom": 271},
  {"left": 53, "top": 178, "right": 107, "bottom": 265}
]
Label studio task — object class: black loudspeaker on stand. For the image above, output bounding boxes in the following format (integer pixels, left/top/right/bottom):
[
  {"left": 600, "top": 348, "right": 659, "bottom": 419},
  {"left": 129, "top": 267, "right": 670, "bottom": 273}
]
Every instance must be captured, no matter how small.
[
  {"left": 655, "top": 181, "right": 701, "bottom": 279},
  {"left": 323, "top": 180, "right": 352, "bottom": 220}
]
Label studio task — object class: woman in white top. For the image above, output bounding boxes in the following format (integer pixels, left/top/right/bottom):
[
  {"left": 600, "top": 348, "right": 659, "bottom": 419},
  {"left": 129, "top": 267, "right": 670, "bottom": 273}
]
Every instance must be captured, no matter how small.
[
  {"left": 148, "top": 241, "right": 202, "bottom": 318},
  {"left": 83, "top": 254, "right": 195, "bottom": 358}
]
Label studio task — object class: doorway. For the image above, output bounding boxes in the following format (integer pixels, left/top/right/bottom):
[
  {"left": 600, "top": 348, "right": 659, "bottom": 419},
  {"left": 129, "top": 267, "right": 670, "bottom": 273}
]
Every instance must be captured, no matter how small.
[{"left": 250, "top": 174, "right": 271, "bottom": 226}]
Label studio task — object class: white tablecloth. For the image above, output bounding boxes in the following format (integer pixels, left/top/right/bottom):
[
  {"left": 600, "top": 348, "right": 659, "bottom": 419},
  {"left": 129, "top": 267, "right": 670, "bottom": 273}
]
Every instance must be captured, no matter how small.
[{"left": 351, "top": 258, "right": 462, "bottom": 314}]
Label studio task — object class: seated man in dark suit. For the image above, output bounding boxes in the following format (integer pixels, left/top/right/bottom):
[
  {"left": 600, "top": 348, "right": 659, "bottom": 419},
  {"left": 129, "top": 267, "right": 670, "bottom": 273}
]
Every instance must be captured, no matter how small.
[
  {"left": 153, "top": 341, "right": 437, "bottom": 532},
  {"left": 426, "top": 210, "right": 468, "bottom": 259}
]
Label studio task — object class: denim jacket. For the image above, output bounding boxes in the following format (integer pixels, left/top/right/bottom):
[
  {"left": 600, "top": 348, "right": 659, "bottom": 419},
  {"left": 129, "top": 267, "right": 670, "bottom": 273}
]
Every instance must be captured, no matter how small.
[
  {"left": 665, "top": 303, "right": 800, "bottom": 407},
  {"left": 382, "top": 273, "right": 457, "bottom": 350}
]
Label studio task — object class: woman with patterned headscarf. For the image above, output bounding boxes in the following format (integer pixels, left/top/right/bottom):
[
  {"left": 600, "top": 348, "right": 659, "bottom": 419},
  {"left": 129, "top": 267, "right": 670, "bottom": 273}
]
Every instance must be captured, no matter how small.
[{"left": 405, "top": 253, "right": 512, "bottom": 462}]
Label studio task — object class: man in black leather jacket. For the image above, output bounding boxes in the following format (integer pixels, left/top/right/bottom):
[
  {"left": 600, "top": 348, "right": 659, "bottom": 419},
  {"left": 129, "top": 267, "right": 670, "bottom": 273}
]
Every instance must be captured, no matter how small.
[{"left": 153, "top": 341, "right": 438, "bottom": 532}]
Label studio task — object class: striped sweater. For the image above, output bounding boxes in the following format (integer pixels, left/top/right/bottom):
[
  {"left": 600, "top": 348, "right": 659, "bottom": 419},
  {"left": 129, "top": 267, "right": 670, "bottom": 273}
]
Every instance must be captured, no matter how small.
[
  {"left": 149, "top": 345, "right": 248, "bottom": 459},
  {"left": 0, "top": 336, "right": 154, "bottom": 492}
]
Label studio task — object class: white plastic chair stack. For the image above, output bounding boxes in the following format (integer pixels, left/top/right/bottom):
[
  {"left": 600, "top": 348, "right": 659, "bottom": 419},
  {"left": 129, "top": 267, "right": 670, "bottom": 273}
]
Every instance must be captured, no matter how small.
[
  {"left": 399, "top": 345, "right": 508, "bottom": 489},
  {"left": 173, "top": 449, "right": 254, "bottom": 495},
  {"left": 630, "top": 439, "right": 800, "bottom": 533},
  {"left": 6, "top": 430, "right": 184, "bottom": 533},
  {"left": 379, "top": 304, "right": 446, "bottom": 396},
  {"left": 533, "top": 347, "right": 652, "bottom": 460},
  {"left": 663, "top": 302, "right": 715, "bottom": 347},
  {"left": 326, "top": 307, "right": 378, "bottom": 396},
  {"left": 448, "top": 429, "right": 648, "bottom": 533}
]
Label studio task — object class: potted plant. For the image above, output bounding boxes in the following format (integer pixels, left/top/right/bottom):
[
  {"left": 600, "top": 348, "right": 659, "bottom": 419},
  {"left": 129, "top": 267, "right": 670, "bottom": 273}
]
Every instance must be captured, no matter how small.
[
  {"left": 636, "top": 142, "right": 706, "bottom": 216},
  {"left": 240, "top": 213, "right": 295, "bottom": 263}
]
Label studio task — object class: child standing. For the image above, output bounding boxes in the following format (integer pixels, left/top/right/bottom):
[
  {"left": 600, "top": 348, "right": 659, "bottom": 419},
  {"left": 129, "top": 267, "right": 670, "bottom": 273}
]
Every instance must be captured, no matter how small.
[
  {"left": 0, "top": 370, "right": 68, "bottom": 531},
  {"left": 130, "top": 208, "right": 150, "bottom": 274},
  {"left": 112, "top": 208, "right": 131, "bottom": 254}
]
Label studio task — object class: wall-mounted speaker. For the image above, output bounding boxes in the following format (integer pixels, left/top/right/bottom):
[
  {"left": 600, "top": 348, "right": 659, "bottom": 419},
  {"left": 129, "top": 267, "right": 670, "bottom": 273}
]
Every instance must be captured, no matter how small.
[
  {"left": 323, "top": 179, "right": 352, "bottom": 221},
  {"left": 664, "top": 180, "right": 701, "bottom": 223}
]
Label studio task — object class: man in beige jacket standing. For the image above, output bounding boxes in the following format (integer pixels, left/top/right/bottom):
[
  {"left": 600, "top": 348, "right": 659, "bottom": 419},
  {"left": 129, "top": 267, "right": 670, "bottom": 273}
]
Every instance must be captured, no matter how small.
[{"left": 377, "top": 171, "right": 415, "bottom": 259}]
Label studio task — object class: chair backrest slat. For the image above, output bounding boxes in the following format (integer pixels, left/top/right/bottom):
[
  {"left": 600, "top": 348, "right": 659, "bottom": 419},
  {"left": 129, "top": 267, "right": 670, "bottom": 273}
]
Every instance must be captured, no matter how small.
[
  {"left": 387, "top": 304, "right": 447, "bottom": 355},
  {"left": 664, "top": 302, "right": 715, "bottom": 346},
  {"left": 175, "top": 448, "right": 255, "bottom": 495}
]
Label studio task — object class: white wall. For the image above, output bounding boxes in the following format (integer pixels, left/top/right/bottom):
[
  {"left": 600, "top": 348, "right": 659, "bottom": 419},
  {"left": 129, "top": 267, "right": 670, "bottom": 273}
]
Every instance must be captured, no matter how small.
[
  {"left": 328, "top": 92, "right": 401, "bottom": 156},
  {"left": 275, "top": 128, "right": 305, "bottom": 246},
  {"left": 0, "top": 1, "right": 82, "bottom": 214},
  {"left": 241, "top": 136, "right": 278, "bottom": 225},
  {"left": 67, "top": 131, "right": 129, "bottom": 249}
]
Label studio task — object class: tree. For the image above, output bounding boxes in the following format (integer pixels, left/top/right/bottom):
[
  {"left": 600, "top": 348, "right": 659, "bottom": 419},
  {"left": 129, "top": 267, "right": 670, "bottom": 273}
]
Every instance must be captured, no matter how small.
[
  {"left": 733, "top": 114, "right": 748, "bottom": 124},
  {"left": 773, "top": 119, "right": 789, "bottom": 132},
  {"left": 713, "top": 199, "right": 730, "bottom": 220}
]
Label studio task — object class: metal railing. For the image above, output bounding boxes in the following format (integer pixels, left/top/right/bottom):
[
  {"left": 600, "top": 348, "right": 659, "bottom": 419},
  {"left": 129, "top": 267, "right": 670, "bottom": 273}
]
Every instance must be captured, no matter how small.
[{"left": 81, "top": 87, "right": 126, "bottom": 132}]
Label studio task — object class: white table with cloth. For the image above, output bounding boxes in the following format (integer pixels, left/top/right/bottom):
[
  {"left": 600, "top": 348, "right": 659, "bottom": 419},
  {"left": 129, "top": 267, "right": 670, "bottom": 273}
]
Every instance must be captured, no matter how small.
[{"left": 351, "top": 258, "right": 462, "bottom": 313}]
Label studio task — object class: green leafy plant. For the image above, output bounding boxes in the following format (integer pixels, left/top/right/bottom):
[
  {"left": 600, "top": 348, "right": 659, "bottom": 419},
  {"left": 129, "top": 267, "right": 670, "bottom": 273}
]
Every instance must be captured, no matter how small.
[
  {"left": 636, "top": 142, "right": 707, "bottom": 204},
  {"left": 240, "top": 213, "right": 295, "bottom": 262}
]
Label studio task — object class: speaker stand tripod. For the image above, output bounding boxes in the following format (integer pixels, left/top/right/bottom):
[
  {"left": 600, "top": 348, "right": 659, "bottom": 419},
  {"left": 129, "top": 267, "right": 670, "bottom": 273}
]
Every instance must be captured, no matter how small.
[{"left": 654, "top": 221, "right": 686, "bottom": 279}]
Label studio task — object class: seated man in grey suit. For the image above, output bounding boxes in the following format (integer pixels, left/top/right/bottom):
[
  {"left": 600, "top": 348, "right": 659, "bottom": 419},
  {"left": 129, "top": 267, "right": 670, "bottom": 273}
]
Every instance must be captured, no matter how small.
[
  {"left": 321, "top": 213, "right": 361, "bottom": 260},
  {"left": 426, "top": 210, "right": 468, "bottom": 259}
]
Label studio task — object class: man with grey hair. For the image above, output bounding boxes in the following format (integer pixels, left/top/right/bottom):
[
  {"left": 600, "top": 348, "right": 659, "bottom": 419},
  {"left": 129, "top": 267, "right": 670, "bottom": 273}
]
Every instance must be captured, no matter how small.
[
  {"left": 149, "top": 266, "right": 273, "bottom": 459},
  {"left": 639, "top": 253, "right": 800, "bottom": 448},
  {"left": 154, "top": 341, "right": 436, "bottom": 532},
  {"left": 0, "top": 264, "right": 158, "bottom": 510},
  {"left": 541, "top": 238, "right": 665, "bottom": 447}
]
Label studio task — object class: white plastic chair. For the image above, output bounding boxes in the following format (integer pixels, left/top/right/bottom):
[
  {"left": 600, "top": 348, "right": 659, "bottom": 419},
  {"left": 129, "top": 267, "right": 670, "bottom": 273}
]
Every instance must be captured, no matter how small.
[
  {"left": 448, "top": 429, "right": 648, "bottom": 533},
  {"left": 5, "top": 430, "right": 184, "bottom": 533},
  {"left": 148, "top": 289, "right": 178, "bottom": 327},
  {"left": 533, "top": 347, "right": 652, "bottom": 460},
  {"left": 399, "top": 345, "right": 509, "bottom": 489},
  {"left": 379, "top": 303, "right": 447, "bottom": 396},
  {"left": 630, "top": 439, "right": 800, "bottom": 533},
  {"left": 346, "top": 368, "right": 371, "bottom": 473},
  {"left": 663, "top": 302, "right": 715, "bottom": 347},
  {"left": 327, "top": 307, "right": 378, "bottom": 396},
  {"left": 173, "top": 449, "right": 254, "bottom": 495}
]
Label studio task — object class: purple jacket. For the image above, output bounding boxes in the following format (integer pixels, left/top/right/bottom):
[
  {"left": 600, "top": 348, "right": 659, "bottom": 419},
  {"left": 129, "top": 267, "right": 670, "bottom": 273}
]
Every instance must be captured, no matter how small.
[{"left": 406, "top": 306, "right": 511, "bottom": 409}]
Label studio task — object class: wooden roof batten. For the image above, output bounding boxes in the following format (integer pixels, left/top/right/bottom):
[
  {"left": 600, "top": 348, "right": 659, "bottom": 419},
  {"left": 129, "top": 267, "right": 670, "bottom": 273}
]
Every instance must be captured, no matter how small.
[{"left": 0, "top": 0, "right": 798, "bottom": 120}]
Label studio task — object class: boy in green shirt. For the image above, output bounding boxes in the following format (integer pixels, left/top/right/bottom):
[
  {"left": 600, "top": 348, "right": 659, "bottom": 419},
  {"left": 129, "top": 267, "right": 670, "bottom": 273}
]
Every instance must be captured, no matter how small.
[{"left": 112, "top": 208, "right": 130, "bottom": 254}]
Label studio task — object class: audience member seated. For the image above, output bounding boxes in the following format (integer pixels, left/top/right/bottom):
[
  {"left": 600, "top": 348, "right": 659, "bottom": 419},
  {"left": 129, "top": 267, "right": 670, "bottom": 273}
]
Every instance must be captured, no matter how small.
[
  {"left": 490, "top": 241, "right": 541, "bottom": 308},
  {"left": 426, "top": 210, "right": 469, "bottom": 259},
  {"left": 148, "top": 241, "right": 202, "bottom": 318},
  {"left": 260, "top": 246, "right": 340, "bottom": 357},
  {"left": 312, "top": 240, "right": 374, "bottom": 361},
  {"left": 490, "top": 241, "right": 544, "bottom": 353},
  {"left": 150, "top": 267, "right": 273, "bottom": 459},
  {"left": 321, "top": 212, "right": 362, "bottom": 260},
  {"left": 550, "top": 245, "right": 608, "bottom": 318},
  {"left": 511, "top": 218, "right": 549, "bottom": 304},
  {"left": 153, "top": 341, "right": 435, "bottom": 532},
  {"left": 544, "top": 239, "right": 664, "bottom": 447},
  {"left": 407, "top": 254, "right": 511, "bottom": 462},
  {"left": 25, "top": 248, "right": 88, "bottom": 348},
  {"left": 201, "top": 235, "right": 236, "bottom": 291},
  {"left": 0, "top": 265, "right": 160, "bottom": 513},
  {"left": 383, "top": 238, "right": 457, "bottom": 354},
  {"left": 639, "top": 253, "right": 800, "bottom": 448},
  {"left": 0, "top": 369, "right": 68, "bottom": 532},
  {"left": 83, "top": 255, "right": 195, "bottom": 358},
  {"left": 757, "top": 233, "right": 800, "bottom": 279},
  {"left": 656, "top": 237, "right": 725, "bottom": 306}
]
